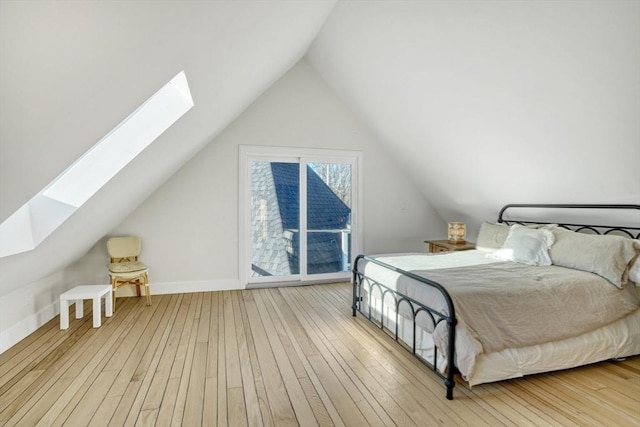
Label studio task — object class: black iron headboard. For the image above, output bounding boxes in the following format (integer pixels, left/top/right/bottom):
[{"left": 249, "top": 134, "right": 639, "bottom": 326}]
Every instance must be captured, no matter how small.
[{"left": 497, "top": 204, "right": 640, "bottom": 239}]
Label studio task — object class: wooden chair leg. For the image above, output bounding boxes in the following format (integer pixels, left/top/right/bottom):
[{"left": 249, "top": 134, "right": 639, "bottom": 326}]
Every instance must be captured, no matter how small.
[
  {"left": 109, "top": 274, "right": 151, "bottom": 308},
  {"left": 144, "top": 273, "right": 151, "bottom": 306},
  {"left": 111, "top": 277, "right": 117, "bottom": 312}
]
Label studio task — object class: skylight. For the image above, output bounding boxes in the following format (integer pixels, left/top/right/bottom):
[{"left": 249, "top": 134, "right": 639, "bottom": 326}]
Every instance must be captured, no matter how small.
[{"left": 0, "top": 71, "right": 194, "bottom": 258}]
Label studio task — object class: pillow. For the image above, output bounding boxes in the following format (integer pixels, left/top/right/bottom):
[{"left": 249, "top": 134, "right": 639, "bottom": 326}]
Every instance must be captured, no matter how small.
[
  {"left": 476, "top": 222, "right": 510, "bottom": 252},
  {"left": 549, "top": 230, "right": 640, "bottom": 288},
  {"left": 488, "top": 224, "right": 554, "bottom": 266},
  {"left": 628, "top": 240, "right": 640, "bottom": 284},
  {"left": 476, "top": 222, "right": 558, "bottom": 253}
]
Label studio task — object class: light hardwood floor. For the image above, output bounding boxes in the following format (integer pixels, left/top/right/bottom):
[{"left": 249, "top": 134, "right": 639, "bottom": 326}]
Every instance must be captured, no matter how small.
[{"left": 1, "top": 283, "right": 639, "bottom": 426}]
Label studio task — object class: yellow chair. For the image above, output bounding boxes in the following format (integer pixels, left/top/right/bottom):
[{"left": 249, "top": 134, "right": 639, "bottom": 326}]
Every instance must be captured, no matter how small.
[{"left": 107, "top": 236, "right": 151, "bottom": 310}]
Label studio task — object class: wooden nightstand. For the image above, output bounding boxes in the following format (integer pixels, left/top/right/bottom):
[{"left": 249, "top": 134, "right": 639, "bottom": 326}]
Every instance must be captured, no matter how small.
[{"left": 425, "top": 240, "right": 476, "bottom": 253}]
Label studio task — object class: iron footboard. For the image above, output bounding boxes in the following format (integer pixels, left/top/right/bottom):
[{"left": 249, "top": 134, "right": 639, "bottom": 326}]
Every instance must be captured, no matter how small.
[{"left": 352, "top": 254, "right": 458, "bottom": 400}]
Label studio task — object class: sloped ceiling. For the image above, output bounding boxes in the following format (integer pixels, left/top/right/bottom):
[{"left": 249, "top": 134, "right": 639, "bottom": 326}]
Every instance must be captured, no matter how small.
[
  {"left": 307, "top": 0, "right": 640, "bottom": 225},
  {"left": 0, "top": 0, "right": 336, "bottom": 296}
]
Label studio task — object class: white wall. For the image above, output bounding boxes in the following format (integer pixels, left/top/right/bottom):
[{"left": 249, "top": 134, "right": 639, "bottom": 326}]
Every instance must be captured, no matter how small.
[
  {"left": 68, "top": 59, "right": 444, "bottom": 290},
  {"left": 0, "top": 271, "right": 68, "bottom": 353},
  {"left": 307, "top": 0, "right": 640, "bottom": 232},
  {"left": 0, "top": 58, "right": 443, "bottom": 352}
]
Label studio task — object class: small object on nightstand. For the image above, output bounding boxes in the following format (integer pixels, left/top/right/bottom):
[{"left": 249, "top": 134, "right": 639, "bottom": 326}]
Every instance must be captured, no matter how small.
[
  {"left": 447, "top": 222, "right": 466, "bottom": 243},
  {"left": 425, "top": 239, "right": 476, "bottom": 253}
]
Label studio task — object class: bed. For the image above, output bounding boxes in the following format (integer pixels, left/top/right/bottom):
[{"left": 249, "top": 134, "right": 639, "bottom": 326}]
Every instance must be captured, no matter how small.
[{"left": 351, "top": 204, "right": 640, "bottom": 400}]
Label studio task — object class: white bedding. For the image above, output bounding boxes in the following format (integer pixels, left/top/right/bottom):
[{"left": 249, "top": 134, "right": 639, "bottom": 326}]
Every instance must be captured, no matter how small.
[
  {"left": 357, "top": 250, "right": 640, "bottom": 385},
  {"left": 390, "top": 304, "right": 640, "bottom": 386}
]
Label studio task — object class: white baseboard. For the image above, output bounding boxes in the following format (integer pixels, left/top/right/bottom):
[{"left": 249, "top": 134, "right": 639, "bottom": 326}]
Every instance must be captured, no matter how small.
[
  {"left": 0, "top": 279, "right": 244, "bottom": 354},
  {"left": 0, "top": 303, "right": 58, "bottom": 354},
  {"left": 147, "top": 279, "right": 243, "bottom": 295}
]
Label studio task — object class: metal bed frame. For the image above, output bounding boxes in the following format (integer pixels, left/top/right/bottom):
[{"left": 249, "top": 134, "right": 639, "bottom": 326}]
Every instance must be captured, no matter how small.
[{"left": 351, "top": 204, "right": 640, "bottom": 400}]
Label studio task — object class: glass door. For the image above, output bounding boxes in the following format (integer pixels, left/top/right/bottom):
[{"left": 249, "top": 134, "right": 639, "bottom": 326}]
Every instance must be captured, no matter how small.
[
  {"left": 246, "top": 153, "right": 358, "bottom": 285},
  {"left": 305, "top": 162, "right": 352, "bottom": 275},
  {"left": 250, "top": 160, "right": 300, "bottom": 281}
]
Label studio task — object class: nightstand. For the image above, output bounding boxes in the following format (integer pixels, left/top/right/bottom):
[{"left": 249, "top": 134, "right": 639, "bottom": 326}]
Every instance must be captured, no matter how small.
[{"left": 425, "top": 240, "right": 476, "bottom": 253}]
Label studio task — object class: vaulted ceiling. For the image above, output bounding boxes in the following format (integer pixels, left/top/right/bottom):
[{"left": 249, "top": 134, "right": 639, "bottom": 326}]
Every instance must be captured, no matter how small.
[{"left": 1, "top": 0, "right": 638, "bottom": 296}]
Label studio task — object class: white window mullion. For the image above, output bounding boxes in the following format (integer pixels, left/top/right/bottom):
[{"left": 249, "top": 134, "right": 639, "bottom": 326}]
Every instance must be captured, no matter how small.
[{"left": 299, "top": 159, "right": 308, "bottom": 280}]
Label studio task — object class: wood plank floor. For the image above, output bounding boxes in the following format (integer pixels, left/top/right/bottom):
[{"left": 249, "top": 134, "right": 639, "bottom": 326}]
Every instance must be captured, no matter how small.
[{"left": 1, "top": 283, "right": 639, "bottom": 426}]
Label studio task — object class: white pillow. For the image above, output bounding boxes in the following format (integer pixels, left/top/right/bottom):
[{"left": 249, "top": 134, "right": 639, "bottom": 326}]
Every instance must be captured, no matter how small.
[{"left": 488, "top": 224, "right": 554, "bottom": 266}]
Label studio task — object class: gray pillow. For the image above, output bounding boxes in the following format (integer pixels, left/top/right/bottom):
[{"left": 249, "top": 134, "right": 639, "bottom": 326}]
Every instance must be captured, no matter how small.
[
  {"left": 550, "top": 229, "right": 640, "bottom": 288},
  {"left": 476, "top": 222, "right": 510, "bottom": 252}
]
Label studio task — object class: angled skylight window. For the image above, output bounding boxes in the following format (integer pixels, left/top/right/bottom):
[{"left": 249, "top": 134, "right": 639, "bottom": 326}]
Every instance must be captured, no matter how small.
[{"left": 0, "top": 71, "right": 194, "bottom": 258}]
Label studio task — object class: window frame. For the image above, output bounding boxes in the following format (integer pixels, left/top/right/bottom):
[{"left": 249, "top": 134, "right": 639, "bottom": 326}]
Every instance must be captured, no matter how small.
[{"left": 238, "top": 145, "right": 363, "bottom": 287}]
